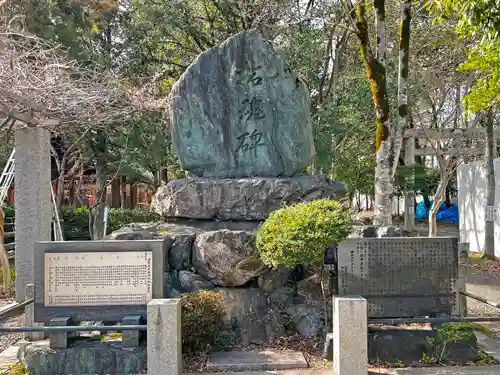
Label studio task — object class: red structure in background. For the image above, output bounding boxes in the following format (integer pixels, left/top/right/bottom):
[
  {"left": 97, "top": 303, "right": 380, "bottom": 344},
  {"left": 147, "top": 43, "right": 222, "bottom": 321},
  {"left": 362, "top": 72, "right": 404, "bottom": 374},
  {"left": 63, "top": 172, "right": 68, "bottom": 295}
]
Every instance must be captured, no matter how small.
[
  {"left": 5, "top": 181, "right": 152, "bottom": 210},
  {"left": 2, "top": 134, "right": 154, "bottom": 210}
]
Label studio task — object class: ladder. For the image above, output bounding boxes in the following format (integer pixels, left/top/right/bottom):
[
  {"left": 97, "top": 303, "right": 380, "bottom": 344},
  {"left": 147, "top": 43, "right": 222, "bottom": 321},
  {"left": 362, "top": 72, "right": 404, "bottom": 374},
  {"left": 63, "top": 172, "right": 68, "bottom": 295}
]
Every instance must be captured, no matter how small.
[
  {"left": 0, "top": 149, "right": 15, "bottom": 205},
  {"left": 0, "top": 148, "right": 64, "bottom": 241}
]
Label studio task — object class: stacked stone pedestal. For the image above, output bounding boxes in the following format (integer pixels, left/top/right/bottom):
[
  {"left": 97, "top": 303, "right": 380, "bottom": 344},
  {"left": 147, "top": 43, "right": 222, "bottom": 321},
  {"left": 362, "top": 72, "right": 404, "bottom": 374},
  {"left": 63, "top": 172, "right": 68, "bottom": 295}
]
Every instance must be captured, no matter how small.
[
  {"left": 110, "top": 175, "right": 347, "bottom": 345},
  {"left": 153, "top": 175, "right": 346, "bottom": 221}
]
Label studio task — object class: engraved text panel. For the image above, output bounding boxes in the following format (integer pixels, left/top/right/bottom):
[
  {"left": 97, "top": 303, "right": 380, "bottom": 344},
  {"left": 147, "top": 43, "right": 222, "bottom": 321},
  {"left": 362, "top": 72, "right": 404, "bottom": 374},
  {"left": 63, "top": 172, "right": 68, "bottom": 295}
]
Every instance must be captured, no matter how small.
[{"left": 44, "top": 251, "right": 153, "bottom": 307}]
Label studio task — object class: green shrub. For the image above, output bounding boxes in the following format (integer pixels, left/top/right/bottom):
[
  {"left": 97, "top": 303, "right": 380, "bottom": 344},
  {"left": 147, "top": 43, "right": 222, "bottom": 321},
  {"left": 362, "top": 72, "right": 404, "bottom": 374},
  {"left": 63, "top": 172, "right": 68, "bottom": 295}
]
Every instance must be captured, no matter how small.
[
  {"left": 61, "top": 206, "right": 91, "bottom": 240},
  {"left": 181, "top": 290, "right": 225, "bottom": 354},
  {"left": 3, "top": 205, "right": 14, "bottom": 220},
  {"left": 4, "top": 205, "right": 161, "bottom": 241},
  {"left": 255, "top": 200, "right": 354, "bottom": 268},
  {"left": 60, "top": 206, "right": 160, "bottom": 240},
  {"left": 106, "top": 208, "right": 160, "bottom": 233}
]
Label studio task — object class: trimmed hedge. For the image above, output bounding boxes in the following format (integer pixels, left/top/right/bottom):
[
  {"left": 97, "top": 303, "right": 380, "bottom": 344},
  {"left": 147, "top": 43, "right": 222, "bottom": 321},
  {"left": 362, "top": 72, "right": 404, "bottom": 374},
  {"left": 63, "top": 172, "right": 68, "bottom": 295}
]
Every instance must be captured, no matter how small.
[
  {"left": 256, "top": 200, "right": 354, "bottom": 268},
  {"left": 3, "top": 205, "right": 160, "bottom": 241}
]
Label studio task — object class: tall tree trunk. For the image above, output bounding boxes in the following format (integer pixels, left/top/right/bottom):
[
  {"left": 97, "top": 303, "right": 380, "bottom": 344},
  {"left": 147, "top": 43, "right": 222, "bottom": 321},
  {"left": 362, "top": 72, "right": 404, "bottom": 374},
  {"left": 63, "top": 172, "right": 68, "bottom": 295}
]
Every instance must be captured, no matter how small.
[
  {"left": 484, "top": 109, "right": 496, "bottom": 259},
  {"left": 130, "top": 184, "right": 137, "bottom": 209},
  {"left": 429, "top": 178, "right": 448, "bottom": 237},
  {"left": 69, "top": 180, "right": 76, "bottom": 208},
  {"left": 92, "top": 159, "right": 107, "bottom": 239},
  {"left": 397, "top": 0, "right": 413, "bottom": 231},
  {"left": 161, "top": 168, "right": 168, "bottom": 185},
  {"left": 55, "top": 152, "right": 68, "bottom": 209},
  {"left": 372, "top": 0, "right": 393, "bottom": 226},
  {"left": 121, "top": 177, "right": 127, "bottom": 209},
  {"left": 74, "top": 169, "right": 84, "bottom": 207},
  {"left": 90, "top": 131, "right": 107, "bottom": 240},
  {"left": 111, "top": 178, "right": 121, "bottom": 208},
  {"left": 393, "top": 1, "right": 411, "bottom": 175},
  {"left": 353, "top": 0, "right": 392, "bottom": 226}
]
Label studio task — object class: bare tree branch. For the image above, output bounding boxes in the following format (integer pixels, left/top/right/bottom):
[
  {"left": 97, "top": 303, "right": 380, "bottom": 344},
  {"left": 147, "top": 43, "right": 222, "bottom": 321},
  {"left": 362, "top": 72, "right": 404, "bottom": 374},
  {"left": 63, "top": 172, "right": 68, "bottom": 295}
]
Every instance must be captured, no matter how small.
[{"left": 0, "top": 20, "right": 166, "bottom": 129}]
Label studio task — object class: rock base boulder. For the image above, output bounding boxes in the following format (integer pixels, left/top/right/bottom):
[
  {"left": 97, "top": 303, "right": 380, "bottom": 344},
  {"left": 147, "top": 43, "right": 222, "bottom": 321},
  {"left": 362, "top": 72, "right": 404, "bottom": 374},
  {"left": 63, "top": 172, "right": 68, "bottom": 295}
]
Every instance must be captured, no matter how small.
[
  {"left": 349, "top": 225, "right": 410, "bottom": 238},
  {"left": 153, "top": 176, "right": 346, "bottom": 221},
  {"left": 107, "top": 216, "right": 340, "bottom": 344},
  {"left": 19, "top": 339, "right": 146, "bottom": 375}
]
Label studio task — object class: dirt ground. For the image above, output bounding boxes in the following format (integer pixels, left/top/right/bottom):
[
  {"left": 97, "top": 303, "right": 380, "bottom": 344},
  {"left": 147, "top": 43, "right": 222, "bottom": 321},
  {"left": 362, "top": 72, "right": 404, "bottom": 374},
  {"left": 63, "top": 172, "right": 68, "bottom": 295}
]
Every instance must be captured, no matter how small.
[{"left": 0, "top": 298, "right": 24, "bottom": 353}]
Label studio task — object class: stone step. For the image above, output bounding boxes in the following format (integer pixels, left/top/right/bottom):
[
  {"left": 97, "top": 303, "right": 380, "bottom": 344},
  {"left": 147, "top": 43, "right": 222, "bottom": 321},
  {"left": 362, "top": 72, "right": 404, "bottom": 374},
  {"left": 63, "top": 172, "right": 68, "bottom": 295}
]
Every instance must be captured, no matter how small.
[
  {"left": 206, "top": 350, "right": 308, "bottom": 371},
  {"left": 475, "top": 331, "right": 500, "bottom": 362}
]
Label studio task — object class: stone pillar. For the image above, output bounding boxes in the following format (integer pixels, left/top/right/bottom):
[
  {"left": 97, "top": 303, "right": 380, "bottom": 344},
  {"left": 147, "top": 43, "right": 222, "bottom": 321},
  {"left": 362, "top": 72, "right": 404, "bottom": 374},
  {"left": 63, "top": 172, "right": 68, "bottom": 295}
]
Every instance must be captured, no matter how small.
[
  {"left": 14, "top": 127, "right": 52, "bottom": 302},
  {"left": 24, "top": 284, "right": 44, "bottom": 341},
  {"left": 333, "top": 296, "right": 367, "bottom": 375},
  {"left": 458, "top": 242, "right": 469, "bottom": 316},
  {"left": 147, "top": 299, "right": 181, "bottom": 375}
]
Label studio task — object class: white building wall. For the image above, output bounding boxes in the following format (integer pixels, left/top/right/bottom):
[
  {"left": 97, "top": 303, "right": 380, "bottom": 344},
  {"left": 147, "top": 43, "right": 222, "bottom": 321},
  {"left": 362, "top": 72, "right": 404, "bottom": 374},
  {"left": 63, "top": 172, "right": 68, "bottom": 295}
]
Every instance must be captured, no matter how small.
[{"left": 457, "top": 158, "right": 500, "bottom": 256}]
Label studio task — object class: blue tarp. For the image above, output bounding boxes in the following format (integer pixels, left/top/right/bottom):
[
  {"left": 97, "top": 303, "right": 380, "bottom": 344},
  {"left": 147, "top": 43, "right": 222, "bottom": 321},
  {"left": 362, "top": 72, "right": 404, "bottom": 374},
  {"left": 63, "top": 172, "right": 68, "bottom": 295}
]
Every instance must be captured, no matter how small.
[{"left": 415, "top": 201, "right": 459, "bottom": 223}]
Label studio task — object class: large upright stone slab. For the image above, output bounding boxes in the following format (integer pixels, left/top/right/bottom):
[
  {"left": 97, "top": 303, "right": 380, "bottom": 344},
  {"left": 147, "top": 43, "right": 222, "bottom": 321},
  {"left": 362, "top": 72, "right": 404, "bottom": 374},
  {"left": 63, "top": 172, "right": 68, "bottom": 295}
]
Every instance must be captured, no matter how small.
[
  {"left": 15, "top": 127, "right": 52, "bottom": 302},
  {"left": 337, "top": 237, "right": 459, "bottom": 318},
  {"left": 168, "top": 29, "right": 314, "bottom": 178}
]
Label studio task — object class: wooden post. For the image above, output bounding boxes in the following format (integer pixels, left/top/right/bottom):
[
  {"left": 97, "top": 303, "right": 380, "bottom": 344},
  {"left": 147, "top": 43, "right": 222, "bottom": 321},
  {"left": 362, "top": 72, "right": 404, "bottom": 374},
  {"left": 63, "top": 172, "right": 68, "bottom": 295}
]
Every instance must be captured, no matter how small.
[
  {"left": 130, "top": 184, "right": 137, "bottom": 209},
  {"left": 404, "top": 136, "right": 416, "bottom": 232},
  {"left": 121, "top": 177, "right": 127, "bottom": 209},
  {"left": 111, "top": 178, "right": 121, "bottom": 208},
  {"left": 0, "top": 207, "right": 10, "bottom": 295}
]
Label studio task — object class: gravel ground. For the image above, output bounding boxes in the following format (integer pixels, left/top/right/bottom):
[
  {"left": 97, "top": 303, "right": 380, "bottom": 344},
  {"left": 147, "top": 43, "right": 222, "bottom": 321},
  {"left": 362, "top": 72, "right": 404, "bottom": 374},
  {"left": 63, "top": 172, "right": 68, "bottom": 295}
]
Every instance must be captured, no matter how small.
[
  {"left": 0, "top": 298, "right": 24, "bottom": 353},
  {"left": 414, "top": 221, "right": 500, "bottom": 337},
  {"left": 463, "top": 264, "right": 500, "bottom": 338}
]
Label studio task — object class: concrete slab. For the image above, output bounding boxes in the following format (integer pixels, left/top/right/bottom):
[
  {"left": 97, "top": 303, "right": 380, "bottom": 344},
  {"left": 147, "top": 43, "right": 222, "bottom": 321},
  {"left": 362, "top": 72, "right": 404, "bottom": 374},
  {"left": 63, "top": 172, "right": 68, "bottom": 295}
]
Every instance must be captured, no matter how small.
[
  {"left": 0, "top": 344, "right": 21, "bottom": 372},
  {"left": 370, "top": 366, "right": 500, "bottom": 374},
  {"left": 206, "top": 350, "right": 308, "bottom": 371},
  {"left": 475, "top": 331, "right": 500, "bottom": 362},
  {"left": 191, "top": 366, "right": 500, "bottom": 375}
]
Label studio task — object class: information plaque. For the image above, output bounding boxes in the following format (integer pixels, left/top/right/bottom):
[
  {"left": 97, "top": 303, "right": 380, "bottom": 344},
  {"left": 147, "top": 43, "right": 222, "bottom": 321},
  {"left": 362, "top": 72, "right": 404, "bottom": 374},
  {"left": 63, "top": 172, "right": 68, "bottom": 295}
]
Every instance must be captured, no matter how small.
[
  {"left": 44, "top": 251, "right": 153, "bottom": 307},
  {"left": 337, "top": 237, "right": 458, "bottom": 318},
  {"left": 485, "top": 205, "right": 497, "bottom": 222}
]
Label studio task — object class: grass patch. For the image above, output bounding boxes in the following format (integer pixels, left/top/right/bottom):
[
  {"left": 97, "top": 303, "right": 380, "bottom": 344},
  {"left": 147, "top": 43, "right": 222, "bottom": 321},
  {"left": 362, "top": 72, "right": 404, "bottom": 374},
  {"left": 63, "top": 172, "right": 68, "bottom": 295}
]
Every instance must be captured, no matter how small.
[
  {"left": 0, "top": 267, "right": 16, "bottom": 283},
  {"left": 4, "top": 363, "right": 29, "bottom": 374},
  {"left": 465, "top": 251, "right": 500, "bottom": 262}
]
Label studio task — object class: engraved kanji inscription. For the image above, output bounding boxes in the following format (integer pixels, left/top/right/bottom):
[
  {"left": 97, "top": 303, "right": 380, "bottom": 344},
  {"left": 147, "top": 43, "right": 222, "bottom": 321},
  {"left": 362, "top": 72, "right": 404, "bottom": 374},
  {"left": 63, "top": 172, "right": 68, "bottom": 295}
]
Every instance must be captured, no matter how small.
[
  {"left": 235, "top": 129, "right": 265, "bottom": 153},
  {"left": 238, "top": 97, "right": 265, "bottom": 123},
  {"left": 235, "top": 63, "right": 278, "bottom": 87}
]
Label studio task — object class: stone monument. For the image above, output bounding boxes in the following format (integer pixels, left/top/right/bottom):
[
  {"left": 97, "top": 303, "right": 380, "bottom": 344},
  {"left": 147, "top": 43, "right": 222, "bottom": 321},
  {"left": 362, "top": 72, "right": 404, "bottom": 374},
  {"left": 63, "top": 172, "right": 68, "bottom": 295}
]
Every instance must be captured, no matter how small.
[
  {"left": 169, "top": 29, "right": 313, "bottom": 178},
  {"left": 150, "top": 30, "right": 346, "bottom": 344},
  {"left": 155, "top": 29, "right": 345, "bottom": 220}
]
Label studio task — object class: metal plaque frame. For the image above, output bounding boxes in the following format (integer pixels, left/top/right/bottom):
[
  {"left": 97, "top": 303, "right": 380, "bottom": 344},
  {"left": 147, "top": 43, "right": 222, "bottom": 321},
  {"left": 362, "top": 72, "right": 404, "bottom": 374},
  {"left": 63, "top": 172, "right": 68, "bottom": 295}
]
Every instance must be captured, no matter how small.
[
  {"left": 34, "top": 240, "right": 166, "bottom": 323},
  {"left": 337, "top": 237, "right": 459, "bottom": 318}
]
